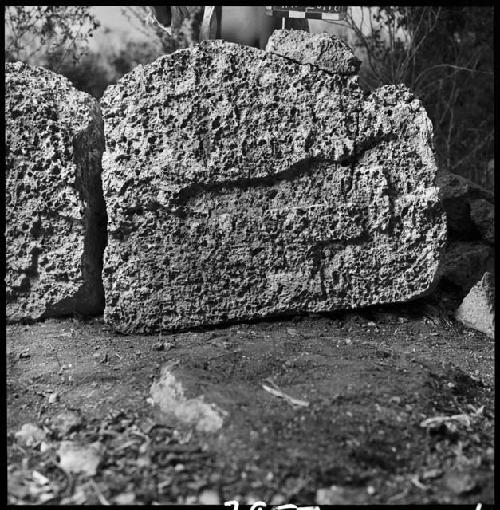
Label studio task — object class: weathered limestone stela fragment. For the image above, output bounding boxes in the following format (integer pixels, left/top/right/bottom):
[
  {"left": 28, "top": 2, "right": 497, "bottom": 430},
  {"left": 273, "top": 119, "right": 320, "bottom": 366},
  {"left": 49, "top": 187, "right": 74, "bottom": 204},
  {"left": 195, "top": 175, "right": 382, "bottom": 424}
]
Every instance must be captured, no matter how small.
[{"left": 100, "top": 30, "right": 447, "bottom": 333}]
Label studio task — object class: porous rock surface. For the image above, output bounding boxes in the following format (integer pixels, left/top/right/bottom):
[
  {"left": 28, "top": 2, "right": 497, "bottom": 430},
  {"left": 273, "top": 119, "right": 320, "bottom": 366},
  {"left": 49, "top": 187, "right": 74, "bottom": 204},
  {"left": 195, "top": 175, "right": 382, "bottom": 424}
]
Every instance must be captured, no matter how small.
[
  {"left": 456, "top": 272, "right": 495, "bottom": 338},
  {"left": 265, "top": 29, "right": 361, "bottom": 75},
  {"left": 101, "top": 35, "right": 447, "bottom": 333},
  {"left": 6, "top": 62, "right": 107, "bottom": 321}
]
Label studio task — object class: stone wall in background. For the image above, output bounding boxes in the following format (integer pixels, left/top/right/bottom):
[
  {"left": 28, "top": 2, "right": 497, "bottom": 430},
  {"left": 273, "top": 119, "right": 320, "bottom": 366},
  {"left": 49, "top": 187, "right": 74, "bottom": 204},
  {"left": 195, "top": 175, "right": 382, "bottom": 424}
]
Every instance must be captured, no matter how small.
[
  {"left": 100, "top": 31, "right": 447, "bottom": 333},
  {"left": 6, "top": 62, "right": 107, "bottom": 321}
]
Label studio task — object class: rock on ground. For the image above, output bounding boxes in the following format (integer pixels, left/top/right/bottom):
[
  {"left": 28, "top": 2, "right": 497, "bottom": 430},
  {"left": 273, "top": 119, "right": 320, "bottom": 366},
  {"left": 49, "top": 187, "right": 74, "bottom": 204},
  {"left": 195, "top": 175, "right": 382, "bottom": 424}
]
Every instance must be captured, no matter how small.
[
  {"left": 101, "top": 34, "right": 446, "bottom": 333},
  {"left": 6, "top": 62, "right": 107, "bottom": 321},
  {"left": 456, "top": 272, "right": 495, "bottom": 338},
  {"left": 149, "top": 362, "right": 225, "bottom": 433}
]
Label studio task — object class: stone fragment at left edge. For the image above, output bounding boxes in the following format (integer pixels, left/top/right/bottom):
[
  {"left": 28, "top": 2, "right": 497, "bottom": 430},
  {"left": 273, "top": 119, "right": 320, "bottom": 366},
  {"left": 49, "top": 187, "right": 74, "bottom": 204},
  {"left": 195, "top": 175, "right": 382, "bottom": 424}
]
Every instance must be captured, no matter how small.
[{"left": 6, "top": 62, "right": 107, "bottom": 322}]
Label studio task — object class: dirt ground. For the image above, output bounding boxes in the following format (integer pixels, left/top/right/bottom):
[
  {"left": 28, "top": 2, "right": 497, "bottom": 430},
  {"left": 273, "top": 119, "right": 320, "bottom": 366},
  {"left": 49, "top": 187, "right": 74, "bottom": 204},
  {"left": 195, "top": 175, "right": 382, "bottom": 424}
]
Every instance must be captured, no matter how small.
[{"left": 6, "top": 299, "right": 494, "bottom": 505}]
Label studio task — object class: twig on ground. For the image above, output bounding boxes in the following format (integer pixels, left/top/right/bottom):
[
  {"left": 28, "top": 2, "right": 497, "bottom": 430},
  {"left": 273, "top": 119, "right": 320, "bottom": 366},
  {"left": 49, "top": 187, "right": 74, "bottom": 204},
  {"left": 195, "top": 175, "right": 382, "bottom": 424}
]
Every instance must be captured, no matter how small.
[{"left": 262, "top": 380, "right": 309, "bottom": 408}]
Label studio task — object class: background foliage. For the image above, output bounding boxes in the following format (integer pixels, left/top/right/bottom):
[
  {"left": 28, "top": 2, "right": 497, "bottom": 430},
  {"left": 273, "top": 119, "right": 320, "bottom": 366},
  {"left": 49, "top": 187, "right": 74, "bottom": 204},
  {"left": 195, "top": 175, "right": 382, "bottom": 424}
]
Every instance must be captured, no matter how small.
[
  {"left": 5, "top": 6, "right": 100, "bottom": 71},
  {"left": 346, "top": 6, "right": 493, "bottom": 187},
  {"left": 4, "top": 6, "right": 493, "bottom": 187}
]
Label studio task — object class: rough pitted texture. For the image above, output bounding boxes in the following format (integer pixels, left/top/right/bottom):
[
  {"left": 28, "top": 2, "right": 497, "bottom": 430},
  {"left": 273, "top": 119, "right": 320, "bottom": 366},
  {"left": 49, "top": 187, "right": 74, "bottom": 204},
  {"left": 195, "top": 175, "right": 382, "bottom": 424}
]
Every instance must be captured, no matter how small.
[
  {"left": 456, "top": 272, "right": 495, "bottom": 338},
  {"left": 266, "top": 29, "right": 361, "bottom": 75},
  {"left": 101, "top": 38, "right": 447, "bottom": 333},
  {"left": 6, "top": 62, "right": 107, "bottom": 321}
]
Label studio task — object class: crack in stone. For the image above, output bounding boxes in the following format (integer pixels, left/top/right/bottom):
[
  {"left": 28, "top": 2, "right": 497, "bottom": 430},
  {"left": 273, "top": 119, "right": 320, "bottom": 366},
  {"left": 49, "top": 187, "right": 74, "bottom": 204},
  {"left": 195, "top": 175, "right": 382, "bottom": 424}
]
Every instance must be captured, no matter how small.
[{"left": 118, "top": 129, "right": 399, "bottom": 221}]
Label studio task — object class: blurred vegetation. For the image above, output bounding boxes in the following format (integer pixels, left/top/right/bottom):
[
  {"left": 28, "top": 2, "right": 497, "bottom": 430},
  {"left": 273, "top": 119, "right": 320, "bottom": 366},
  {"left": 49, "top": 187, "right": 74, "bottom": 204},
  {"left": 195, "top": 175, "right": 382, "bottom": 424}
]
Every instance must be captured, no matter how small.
[
  {"left": 121, "top": 6, "right": 204, "bottom": 52},
  {"left": 55, "top": 35, "right": 165, "bottom": 100},
  {"left": 4, "top": 6, "right": 493, "bottom": 187},
  {"left": 5, "top": 6, "right": 100, "bottom": 71},
  {"left": 347, "top": 6, "right": 494, "bottom": 187}
]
